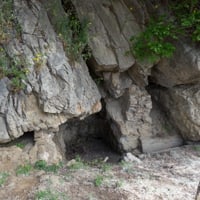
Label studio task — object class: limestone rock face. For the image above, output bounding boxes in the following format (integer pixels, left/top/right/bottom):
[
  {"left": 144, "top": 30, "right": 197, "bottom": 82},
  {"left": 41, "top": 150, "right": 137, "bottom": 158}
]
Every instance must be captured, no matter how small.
[
  {"left": 1, "top": 0, "right": 200, "bottom": 158},
  {"left": 72, "top": 0, "right": 154, "bottom": 152},
  {"left": 72, "top": 0, "right": 140, "bottom": 72},
  {"left": 151, "top": 85, "right": 200, "bottom": 141},
  {"left": 106, "top": 85, "right": 152, "bottom": 152},
  {"left": 29, "top": 130, "right": 63, "bottom": 164},
  {"left": 151, "top": 41, "right": 200, "bottom": 88},
  {"left": 0, "top": 0, "right": 101, "bottom": 143}
]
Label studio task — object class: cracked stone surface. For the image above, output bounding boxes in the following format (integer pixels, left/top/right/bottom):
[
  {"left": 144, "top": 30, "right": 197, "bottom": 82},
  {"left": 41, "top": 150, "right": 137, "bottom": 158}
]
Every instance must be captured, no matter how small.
[{"left": 0, "top": 0, "right": 101, "bottom": 143}]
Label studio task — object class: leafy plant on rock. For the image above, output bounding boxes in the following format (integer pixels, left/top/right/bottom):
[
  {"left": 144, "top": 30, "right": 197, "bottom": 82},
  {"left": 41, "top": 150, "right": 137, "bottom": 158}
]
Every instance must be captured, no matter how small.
[
  {"left": 0, "top": 47, "right": 28, "bottom": 92},
  {"left": 130, "top": 0, "right": 200, "bottom": 62},
  {"left": 0, "top": 0, "right": 21, "bottom": 44}
]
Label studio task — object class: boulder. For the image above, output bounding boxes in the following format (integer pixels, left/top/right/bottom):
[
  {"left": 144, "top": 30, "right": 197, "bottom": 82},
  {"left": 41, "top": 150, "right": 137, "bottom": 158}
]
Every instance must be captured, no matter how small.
[
  {"left": 151, "top": 41, "right": 200, "bottom": 87},
  {"left": 72, "top": 0, "right": 140, "bottom": 72},
  {"left": 151, "top": 85, "right": 200, "bottom": 141},
  {"left": 106, "top": 85, "right": 152, "bottom": 151},
  {"left": 103, "top": 72, "right": 133, "bottom": 98}
]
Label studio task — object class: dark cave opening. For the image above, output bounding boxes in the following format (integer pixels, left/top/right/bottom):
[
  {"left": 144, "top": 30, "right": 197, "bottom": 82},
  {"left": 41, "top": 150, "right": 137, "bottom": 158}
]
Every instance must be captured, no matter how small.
[
  {"left": 59, "top": 109, "right": 121, "bottom": 163},
  {"left": 0, "top": 131, "right": 35, "bottom": 151}
]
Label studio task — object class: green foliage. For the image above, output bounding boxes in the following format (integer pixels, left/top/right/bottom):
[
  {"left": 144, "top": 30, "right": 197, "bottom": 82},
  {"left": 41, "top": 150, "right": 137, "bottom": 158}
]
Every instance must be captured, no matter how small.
[
  {"left": 171, "top": 0, "right": 200, "bottom": 41},
  {"left": 58, "top": 14, "right": 91, "bottom": 60},
  {"left": 94, "top": 175, "right": 104, "bottom": 187},
  {"left": 35, "top": 189, "right": 68, "bottom": 200},
  {"left": 15, "top": 142, "right": 25, "bottom": 149},
  {"left": 101, "top": 163, "right": 111, "bottom": 172},
  {"left": 0, "top": 1, "right": 26, "bottom": 92},
  {"left": 34, "top": 160, "right": 60, "bottom": 173},
  {"left": 0, "top": 47, "right": 28, "bottom": 92},
  {"left": 130, "top": 18, "right": 177, "bottom": 62},
  {"left": 0, "top": 0, "right": 21, "bottom": 43},
  {"left": 130, "top": 0, "right": 200, "bottom": 62},
  {"left": 32, "top": 52, "right": 46, "bottom": 70},
  {"left": 16, "top": 163, "right": 32, "bottom": 176},
  {"left": 0, "top": 172, "right": 9, "bottom": 187}
]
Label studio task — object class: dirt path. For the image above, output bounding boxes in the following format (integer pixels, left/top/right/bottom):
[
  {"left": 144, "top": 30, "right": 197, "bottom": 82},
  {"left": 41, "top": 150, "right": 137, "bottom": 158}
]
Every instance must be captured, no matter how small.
[{"left": 0, "top": 145, "right": 199, "bottom": 200}]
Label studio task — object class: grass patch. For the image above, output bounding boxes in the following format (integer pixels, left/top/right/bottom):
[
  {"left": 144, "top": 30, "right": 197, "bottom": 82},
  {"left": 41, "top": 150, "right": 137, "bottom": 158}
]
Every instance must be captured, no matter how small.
[
  {"left": 35, "top": 189, "right": 69, "bottom": 200},
  {"left": 16, "top": 163, "right": 32, "bottom": 176},
  {"left": 45, "top": 1, "right": 91, "bottom": 61},
  {"left": 15, "top": 142, "right": 26, "bottom": 149},
  {"left": 34, "top": 160, "right": 61, "bottom": 173},
  {"left": 94, "top": 175, "right": 104, "bottom": 187},
  {"left": 0, "top": 172, "right": 9, "bottom": 187}
]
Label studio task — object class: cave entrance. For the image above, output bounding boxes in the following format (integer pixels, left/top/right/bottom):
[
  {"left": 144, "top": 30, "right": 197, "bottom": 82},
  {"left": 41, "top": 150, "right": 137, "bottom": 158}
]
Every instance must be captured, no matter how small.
[
  {"left": 0, "top": 131, "right": 35, "bottom": 150},
  {"left": 59, "top": 111, "right": 121, "bottom": 163}
]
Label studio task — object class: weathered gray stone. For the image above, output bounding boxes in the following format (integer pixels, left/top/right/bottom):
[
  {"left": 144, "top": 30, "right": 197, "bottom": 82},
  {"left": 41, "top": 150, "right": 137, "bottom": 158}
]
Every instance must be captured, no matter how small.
[
  {"left": 106, "top": 85, "right": 152, "bottom": 152},
  {"left": 0, "top": 0, "right": 101, "bottom": 143},
  {"left": 123, "top": 152, "right": 142, "bottom": 163},
  {"left": 151, "top": 85, "right": 200, "bottom": 141},
  {"left": 103, "top": 72, "right": 133, "bottom": 98},
  {"left": 151, "top": 41, "right": 200, "bottom": 87},
  {"left": 72, "top": 0, "right": 138, "bottom": 72},
  {"left": 29, "top": 130, "right": 63, "bottom": 164},
  {"left": 128, "top": 61, "right": 153, "bottom": 87},
  {"left": 141, "top": 135, "right": 183, "bottom": 153},
  {"left": 196, "top": 182, "right": 200, "bottom": 200}
]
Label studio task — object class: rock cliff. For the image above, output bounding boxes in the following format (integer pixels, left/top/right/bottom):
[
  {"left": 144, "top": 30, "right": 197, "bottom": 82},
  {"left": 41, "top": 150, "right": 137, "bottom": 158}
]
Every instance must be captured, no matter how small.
[{"left": 0, "top": 0, "right": 199, "bottom": 163}]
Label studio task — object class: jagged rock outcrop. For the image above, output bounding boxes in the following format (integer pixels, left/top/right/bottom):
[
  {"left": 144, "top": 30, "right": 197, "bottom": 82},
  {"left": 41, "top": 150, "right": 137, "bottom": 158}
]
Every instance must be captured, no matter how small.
[
  {"left": 0, "top": 0, "right": 101, "bottom": 144},
  {"left": 151, "top": 41, "right": 200, "bottom": 88},
  {"left": 0, "top": 0, "right": 102, "bottom": 163},
  {"left": 105, "top": 85, "right": 152, "bottom": 152},
  {"left": 72, "top": 0, "right": 139, "bottom": 72},
  {"left": 151, "top": 84, "right": 200, "bottom": 141},
  {"left": 72, "top": 0, "right": 156, "bottom": 152},
  {"left": 0, "top": 0, "right": 199, "bottom": 162}
]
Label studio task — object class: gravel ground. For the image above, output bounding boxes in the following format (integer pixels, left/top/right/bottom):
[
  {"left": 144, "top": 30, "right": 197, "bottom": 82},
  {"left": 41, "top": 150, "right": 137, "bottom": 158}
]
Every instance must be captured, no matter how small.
[{"left": 0, "top": 144, "right": 199, "bottom": 200}]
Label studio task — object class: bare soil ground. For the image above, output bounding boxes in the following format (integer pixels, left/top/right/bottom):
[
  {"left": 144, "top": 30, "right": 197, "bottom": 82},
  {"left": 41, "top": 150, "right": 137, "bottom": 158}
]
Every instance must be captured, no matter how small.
[{"left": 0, "top": 142, "right": 199, "bottom": 200}]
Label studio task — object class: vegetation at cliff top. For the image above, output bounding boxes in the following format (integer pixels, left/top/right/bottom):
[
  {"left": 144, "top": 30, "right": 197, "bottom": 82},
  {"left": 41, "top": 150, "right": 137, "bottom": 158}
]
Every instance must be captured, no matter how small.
[
  {"left": 49, "top": 0, "right": 91, "bottom": 61},
  {"left": 130, "top": 0, "right": 200, "bottom": 62},
  {"left": 0, "top": 0, "right": 28, "bottom": 92}
]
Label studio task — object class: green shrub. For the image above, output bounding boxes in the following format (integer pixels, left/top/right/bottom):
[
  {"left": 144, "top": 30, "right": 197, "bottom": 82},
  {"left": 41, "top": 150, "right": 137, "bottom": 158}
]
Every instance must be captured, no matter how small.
[
  {"left": 94, "top": 175, "right": 104, "bottom": 187},
  {"left": 0, "top": 0, "right": 21, "bottom": 43},
  {"left": 130, "top": 17, "right": 177, "bottom": 62},
  {"left": 0, "top": 1, "right": 27, "bottom": 92},
  {"left": 130, "top": 0, "right": 200, "bottom": 62},
  {"left": 0, "top": 48, "right": 28, "bottom": 92},
  {"left": 58, "top": 14, "right": 90, "bottom": 60}
]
